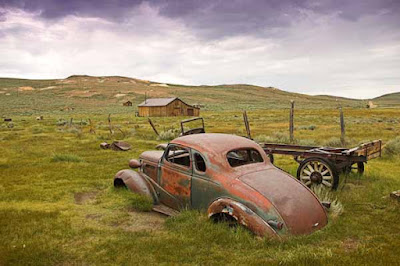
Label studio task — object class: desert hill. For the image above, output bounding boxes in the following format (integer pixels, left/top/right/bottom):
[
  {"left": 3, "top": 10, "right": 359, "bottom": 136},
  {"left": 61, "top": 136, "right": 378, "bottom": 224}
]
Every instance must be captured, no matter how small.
[
  {"left": 0, "top": 75, "right": 396, "bottom": 115},
  {"left": 372, "top": 92, "right": 400, "bottom": 107}
]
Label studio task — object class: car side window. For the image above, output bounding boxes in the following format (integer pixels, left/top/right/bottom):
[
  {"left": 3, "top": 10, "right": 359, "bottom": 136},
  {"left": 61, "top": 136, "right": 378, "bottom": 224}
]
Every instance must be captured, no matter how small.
[
  {"left": 194, "top": 152, "right": 206, "bottom": 172},
  {"left": 165, "top": 145, "right": 191, "bottom": 167},
  {"left": 227, "top": 148, "right": 264, "bottom": 167}
]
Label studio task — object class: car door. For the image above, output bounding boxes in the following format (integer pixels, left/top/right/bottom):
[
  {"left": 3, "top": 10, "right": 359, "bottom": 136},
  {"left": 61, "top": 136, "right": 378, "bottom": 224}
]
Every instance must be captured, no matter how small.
[
  {"left": 190, "top": 149, "right": 225, "bottom": 210},
  {"left": 159, "top": 144, "right": 192, "bottom": 209}
]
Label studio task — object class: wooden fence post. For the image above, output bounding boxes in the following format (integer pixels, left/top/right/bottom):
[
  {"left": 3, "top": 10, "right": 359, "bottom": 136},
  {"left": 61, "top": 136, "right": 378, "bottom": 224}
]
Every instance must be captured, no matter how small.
[
  {"left": 88, "top": 118, "right": 96, "bottom": 134},
  {"left": 148, "top": 118, "right": 160, "bottom": 136},
  {"left": 243, "top": 111, "right": 252, "bottom": 139},
  {"left": 108, "top": 114, "right": 114, "bottom": 135},
  {"left": 289, "top": 100, "right": 295, "bottom": 143},
  {"left": 339, "top": 105, "right": 346, "bottom": 146}
]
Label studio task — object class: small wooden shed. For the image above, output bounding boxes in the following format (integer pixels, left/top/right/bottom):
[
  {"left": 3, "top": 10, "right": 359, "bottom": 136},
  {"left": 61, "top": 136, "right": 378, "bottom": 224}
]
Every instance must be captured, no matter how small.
[
  {"left": 138, "top": 97, "right": 200, "bottom": 117},
  {"left": 123, "top": 101, "right": 133, "bottom": 106}
]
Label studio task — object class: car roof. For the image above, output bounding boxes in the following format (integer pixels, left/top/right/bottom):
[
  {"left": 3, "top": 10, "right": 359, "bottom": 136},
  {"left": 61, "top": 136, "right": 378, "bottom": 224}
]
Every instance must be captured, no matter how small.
[{"left": 171, "top": 133, "right": 259, "bottom": 154}]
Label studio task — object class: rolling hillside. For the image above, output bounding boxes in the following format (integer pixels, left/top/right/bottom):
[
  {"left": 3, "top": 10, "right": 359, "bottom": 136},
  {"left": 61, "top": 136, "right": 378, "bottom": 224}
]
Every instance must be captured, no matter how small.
[
  {"left": 0, "top": 75, "right": 394, "bottom": 115},
  {"left": 373, "top": 92, "right": 400, "bottom": 107}
]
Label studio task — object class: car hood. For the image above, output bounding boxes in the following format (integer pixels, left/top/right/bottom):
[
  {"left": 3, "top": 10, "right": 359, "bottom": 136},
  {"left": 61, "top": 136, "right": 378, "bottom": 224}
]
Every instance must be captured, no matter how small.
[
  {"left": 238, "top": 168, "right": 328, "bottom": 235},
  {"left": 139, "top": 151, "right": 164, "bottom": 163}
]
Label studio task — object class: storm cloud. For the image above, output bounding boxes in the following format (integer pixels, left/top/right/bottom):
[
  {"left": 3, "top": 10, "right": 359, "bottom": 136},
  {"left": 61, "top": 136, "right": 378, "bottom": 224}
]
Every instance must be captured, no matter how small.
[{"left": 0, "top": 0, "right": 399, "bottom": 98}]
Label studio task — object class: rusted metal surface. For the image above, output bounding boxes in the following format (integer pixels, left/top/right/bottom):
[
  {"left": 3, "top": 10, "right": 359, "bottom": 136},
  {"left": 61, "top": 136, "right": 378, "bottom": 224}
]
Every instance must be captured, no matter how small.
[
  {"left": 101, "top": 141, "right": 131, "bottom": 151},
  {"left": 156, "top": 143, "right": 168, "bottom": 150},
  {"left": 114, "top": 133, "right": 328, "bottom": 238},
  {"left": 152, "top": 204, "right": 180, "bottom": 216},
  {"left": 110, "top": 141, "right": 131, "bottom": 151},
  {"left": 208, "top": 198, "right": 279, "bottom": 239},
  {"left": 239, "top": 168, "right": 327, "bottom": 234},
  {"left": 129, "top": 159, "right": 142, "bottom": 169},
  {"left": 140, "top": 151, "right": 164, "bottom": 163},
  {"left": 100, "top": 142, "right": 110, "bottom": 149},
  {"left": 159, "top": 164, "right": 191, "bottom": 207},
  {"left": 114, "top": 169, "right": 156, "bottom": 202}
]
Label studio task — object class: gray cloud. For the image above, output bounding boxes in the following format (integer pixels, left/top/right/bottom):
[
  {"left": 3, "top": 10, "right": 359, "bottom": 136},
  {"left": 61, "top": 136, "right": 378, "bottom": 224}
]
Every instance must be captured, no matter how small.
[
  {"left": 0, "top": 0, "right": 143, "bottom": 19},
  {"left": 0, "top": 1, "right": 399, "bottom": 98}
]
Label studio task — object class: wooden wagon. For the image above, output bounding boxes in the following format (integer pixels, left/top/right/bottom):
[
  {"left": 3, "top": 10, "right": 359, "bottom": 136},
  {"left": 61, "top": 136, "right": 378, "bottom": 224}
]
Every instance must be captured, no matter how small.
[{"left": 261, "top": 140, "right": 382, "bottom": 190}]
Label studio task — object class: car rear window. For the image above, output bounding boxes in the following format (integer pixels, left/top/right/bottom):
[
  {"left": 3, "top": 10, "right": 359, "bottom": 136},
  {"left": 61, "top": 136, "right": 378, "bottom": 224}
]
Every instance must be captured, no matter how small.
[{"left": 227, "top": 149, "right": 264, "bottom": 167}]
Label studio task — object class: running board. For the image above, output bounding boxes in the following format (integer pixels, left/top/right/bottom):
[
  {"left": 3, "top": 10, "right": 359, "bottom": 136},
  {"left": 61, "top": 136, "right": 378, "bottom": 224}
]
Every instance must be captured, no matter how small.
[{"left": 152, "top": 204, "right": 179, "bottom": 216}]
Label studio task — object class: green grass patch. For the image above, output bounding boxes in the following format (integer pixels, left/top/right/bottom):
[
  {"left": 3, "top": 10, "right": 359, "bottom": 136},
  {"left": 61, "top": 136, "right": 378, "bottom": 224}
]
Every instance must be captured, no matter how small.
[
  {"left": 51, "top": 153, "right": 84, "bottom": 163},
  {"left": 1, "top": 105, "right": 400, "bottom": 264},
  {"left": 384, "top": 137, "right": 400, "bottom": 157}
]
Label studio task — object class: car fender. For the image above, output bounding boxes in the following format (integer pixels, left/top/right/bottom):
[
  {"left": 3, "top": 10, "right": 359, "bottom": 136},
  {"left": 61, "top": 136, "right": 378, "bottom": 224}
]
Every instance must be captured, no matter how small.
[
  {"left": 114, "top": 169, "right": 157, "bottom": 203},
  {"left": 207, "top": 198, "right": 280, "bottom": 239}
]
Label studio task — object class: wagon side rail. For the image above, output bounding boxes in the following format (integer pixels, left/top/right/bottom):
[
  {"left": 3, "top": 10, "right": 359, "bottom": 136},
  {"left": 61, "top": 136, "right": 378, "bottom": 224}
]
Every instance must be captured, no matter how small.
[
  {"left": 261, "top": 140, "right": 382, "bottom": 165},
  {"left": 261, "top": 143, "right": 352, "bottom": 161},
  {"left": 345, "top": 139, "right": 382, "bottom": 161}
]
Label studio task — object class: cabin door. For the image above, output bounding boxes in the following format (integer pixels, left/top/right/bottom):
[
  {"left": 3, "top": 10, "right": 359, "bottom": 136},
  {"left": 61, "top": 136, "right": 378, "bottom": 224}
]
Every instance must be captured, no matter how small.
[{"left": 173, "top": 107, "right": 180, "bottom": 116}]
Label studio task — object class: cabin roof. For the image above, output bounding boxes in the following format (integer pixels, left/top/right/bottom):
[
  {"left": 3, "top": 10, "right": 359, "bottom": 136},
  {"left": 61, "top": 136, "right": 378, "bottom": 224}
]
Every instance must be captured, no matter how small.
[{"left": 138, "top": 97, "right": 177, "bottom": 107}]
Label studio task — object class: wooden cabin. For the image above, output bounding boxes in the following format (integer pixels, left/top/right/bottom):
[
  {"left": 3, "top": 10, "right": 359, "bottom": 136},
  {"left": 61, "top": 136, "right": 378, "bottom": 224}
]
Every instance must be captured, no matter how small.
[
  {"left": 123, "top": 101, "right": 133, "bottom": 106},
  {"left": 138, "top": 97, "right": 200, "bottom": 117}
]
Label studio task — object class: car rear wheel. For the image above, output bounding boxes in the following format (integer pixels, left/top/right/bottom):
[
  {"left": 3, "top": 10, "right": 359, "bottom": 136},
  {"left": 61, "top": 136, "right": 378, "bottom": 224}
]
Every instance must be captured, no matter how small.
[{"left": 297, "top": 158, "right": 339, "bottom": 190}]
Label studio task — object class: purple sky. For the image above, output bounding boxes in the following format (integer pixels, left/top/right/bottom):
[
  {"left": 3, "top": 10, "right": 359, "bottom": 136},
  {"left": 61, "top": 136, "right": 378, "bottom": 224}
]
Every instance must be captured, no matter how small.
[{"left": 1, "top": 0, "right": 399, "bottom": 98}]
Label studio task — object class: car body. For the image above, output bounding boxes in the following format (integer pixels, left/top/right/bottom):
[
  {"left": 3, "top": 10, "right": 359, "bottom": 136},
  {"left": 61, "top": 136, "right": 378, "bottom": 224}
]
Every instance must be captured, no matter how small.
[{"left": 114, "top": 133, "right": 328, "bottom": 239}]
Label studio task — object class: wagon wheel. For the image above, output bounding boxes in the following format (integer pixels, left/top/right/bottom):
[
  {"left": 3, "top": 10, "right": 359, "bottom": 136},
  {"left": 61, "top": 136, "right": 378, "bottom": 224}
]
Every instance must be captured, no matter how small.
[
  {"left": 297, "top": 158, "right": 339, "bottom": 190},
  {"left": 345, "top": 162, "right": 364, "bottom": 175}
]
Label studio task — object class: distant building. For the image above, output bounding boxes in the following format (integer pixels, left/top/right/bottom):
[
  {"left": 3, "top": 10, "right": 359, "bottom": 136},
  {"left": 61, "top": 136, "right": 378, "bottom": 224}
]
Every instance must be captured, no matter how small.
[
  {"left": 138, "top": 97, "right": 200, "bottom": 117},
  {"left": 123, "top": 101, "right": 133, "bottom": 106},
  {"left": 366, "top": 101, "right": 377, "bottom": 109}
]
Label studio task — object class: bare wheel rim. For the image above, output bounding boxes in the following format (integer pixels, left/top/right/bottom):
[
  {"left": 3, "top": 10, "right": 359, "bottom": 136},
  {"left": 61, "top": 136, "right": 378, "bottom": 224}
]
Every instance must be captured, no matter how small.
[{"left": 299, "top": 160, "right": 334, "bottom": 188}]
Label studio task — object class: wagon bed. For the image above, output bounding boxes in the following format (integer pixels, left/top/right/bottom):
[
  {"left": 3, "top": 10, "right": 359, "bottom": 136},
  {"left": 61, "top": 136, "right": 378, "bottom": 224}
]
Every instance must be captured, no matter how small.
[{"left": 261, "top": 140, "right": 382, "bottom": 190}]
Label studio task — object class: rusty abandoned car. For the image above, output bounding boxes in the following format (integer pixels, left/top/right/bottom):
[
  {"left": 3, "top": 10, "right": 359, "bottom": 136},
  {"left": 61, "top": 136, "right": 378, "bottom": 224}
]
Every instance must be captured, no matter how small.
[{"left": 114, "top": 133, "right": 329, "bottom": 239}]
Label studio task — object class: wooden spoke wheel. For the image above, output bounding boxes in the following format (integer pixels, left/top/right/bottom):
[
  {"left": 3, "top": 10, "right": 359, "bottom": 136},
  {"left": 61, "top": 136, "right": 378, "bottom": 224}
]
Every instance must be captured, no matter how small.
[
  {"left": 297, "top": 158, "right": 339, "bottom": 190},
  {"left": 345, "top": 162, "right": 364, "bottom": 175}
]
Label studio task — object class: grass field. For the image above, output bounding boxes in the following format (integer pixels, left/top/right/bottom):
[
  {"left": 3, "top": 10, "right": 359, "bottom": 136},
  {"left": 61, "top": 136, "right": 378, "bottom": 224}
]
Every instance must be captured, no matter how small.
[{"left": 1, "top": 104, "right": 400, "bottom": 265}]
